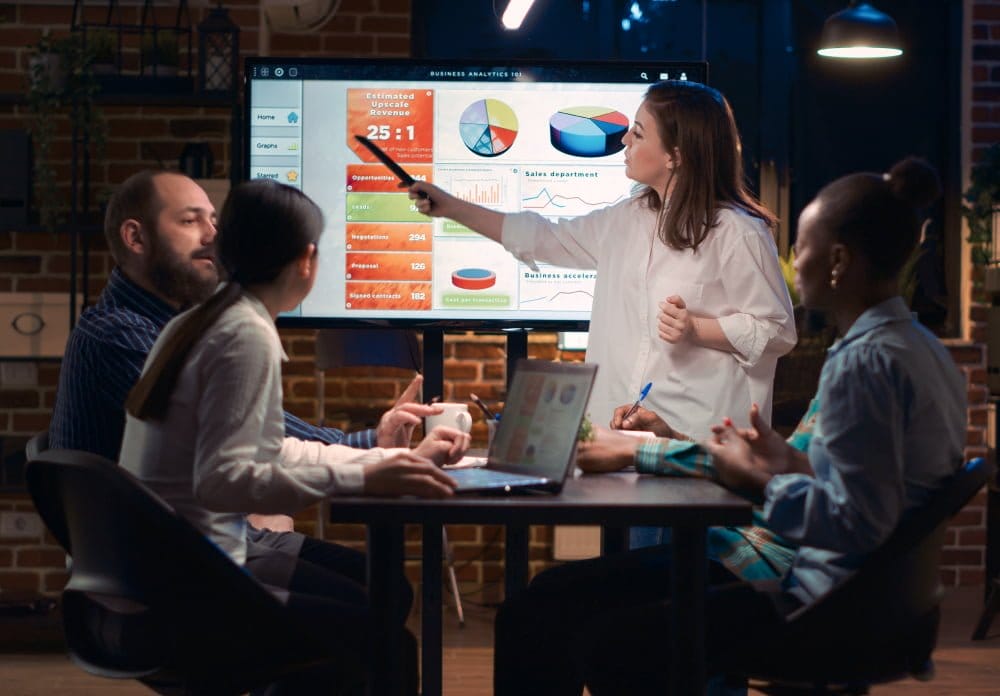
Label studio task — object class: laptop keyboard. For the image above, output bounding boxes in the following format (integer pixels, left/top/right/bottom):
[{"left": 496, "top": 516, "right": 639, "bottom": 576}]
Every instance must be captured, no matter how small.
[{"left": 448, "top": 468, "right": 547, "bottom": 489}]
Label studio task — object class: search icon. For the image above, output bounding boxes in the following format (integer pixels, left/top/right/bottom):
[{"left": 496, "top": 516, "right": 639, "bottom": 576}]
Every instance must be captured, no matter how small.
[{"left": 640, "top": 71, "right": 648, "bottom": 80}]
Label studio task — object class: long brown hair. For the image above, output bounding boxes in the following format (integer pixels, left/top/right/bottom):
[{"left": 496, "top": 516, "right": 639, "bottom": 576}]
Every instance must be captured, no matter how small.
[
  {"left": 126, "top": 180, "right": 324, "bottom": 421},
  {"left": 638, "top": 81, "right": 775, "bottom": 251}
]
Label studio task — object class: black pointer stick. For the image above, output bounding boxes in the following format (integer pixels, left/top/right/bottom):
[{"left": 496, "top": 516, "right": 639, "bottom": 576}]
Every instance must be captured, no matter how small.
[{"left": 354, "top": 135, "right": 428, "bottom": 199}]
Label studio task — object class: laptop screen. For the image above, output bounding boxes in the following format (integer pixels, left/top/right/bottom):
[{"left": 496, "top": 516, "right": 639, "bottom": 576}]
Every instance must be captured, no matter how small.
[{"left": 488, "top": 360, "right": 598, "bottom": 480}]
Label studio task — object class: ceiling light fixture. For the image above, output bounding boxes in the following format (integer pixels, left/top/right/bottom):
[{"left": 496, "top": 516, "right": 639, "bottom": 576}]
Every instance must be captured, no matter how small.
[
  {"left": 817, "top": 1, "right": 903, "bottom": 59},
  {"left": 502, "top": 0, "right": 537, "bottom": 30}
]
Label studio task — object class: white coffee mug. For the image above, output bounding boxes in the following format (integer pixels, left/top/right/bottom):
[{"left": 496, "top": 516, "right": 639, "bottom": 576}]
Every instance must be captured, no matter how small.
[{"left": 425, "top": 402, "right": 473, "bottom": 434}]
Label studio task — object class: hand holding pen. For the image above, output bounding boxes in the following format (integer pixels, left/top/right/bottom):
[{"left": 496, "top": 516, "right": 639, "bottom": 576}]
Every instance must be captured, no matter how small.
[
  {"left": 622, "top": 382, "right": 652, "bottom": 422},
  {"left": 612, "top": 385, "right": 689, "bottom": 440}
]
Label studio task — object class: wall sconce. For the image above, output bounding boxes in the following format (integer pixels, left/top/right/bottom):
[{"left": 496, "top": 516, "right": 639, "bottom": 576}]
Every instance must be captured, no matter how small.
[
  {"left": 817, "top": 1, "right": 903, "bottom": 59},
  {"left": 198, "top": 4, "right": 239, "bottom": 94}
]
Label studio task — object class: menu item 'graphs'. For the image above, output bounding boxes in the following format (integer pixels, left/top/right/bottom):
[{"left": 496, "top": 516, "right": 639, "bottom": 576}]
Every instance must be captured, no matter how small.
[
  {"left": 549, "top": 106, "right": 629, "bottom": 157},
  {"left": 459, "top": 99, "right": 519, "bottom": 157}
]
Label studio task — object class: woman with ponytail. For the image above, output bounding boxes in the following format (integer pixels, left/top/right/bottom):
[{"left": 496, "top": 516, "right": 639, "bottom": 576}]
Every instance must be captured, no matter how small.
[
  {"left": 492, "top": 158, "right": 967, "bottom": 696},
  {"left": 121, "top": 180, "right": 464, "bottom": 694}
]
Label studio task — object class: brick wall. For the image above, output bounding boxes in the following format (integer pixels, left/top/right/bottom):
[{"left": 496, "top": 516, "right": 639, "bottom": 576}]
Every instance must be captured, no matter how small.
[
  {"left": 0, "top": 0, "right": 995, "bottom": 601},
  {"left": 969, "top": 0, "right": 1000, "bottom": 348},
  {"left": 959, "top": 0, "right": 1000, "bottom": 588}
]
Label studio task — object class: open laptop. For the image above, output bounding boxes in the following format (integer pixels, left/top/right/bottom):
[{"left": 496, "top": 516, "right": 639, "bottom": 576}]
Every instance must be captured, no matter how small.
[{"left": 447, "top": 359, "right": 598, "bottom": 494}]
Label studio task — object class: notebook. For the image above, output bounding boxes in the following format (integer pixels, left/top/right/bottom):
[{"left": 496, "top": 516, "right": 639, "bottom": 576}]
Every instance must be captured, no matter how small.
[{"left": 447, "top": 359, "right": 598, "bottom": 494}]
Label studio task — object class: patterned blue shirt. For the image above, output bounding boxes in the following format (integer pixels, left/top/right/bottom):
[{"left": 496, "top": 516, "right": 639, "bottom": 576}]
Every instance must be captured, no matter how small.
[{"left": 50, "top": 267, "right": 376, "bottom": 461}]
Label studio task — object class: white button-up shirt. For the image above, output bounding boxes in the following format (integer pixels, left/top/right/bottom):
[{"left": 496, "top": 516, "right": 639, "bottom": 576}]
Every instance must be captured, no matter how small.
[
  {"left": 121, "top": 291, "right": 394, "bottom": 565},
  {"left": 503, "top": 195, "right": 796, "bottom": 438}
]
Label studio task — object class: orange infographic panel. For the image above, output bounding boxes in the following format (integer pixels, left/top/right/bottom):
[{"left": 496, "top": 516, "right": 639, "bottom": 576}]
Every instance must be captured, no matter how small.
[
  {"left": 346, "top": 282, "right": 432, "bottom": 311},
  {"left": 346, "top": 223, "right": 432, "bottom": 252},
  {"left": 346, "top": 252, "right": 432, "bottom": 281},
  {"left": 346, "top": 164, "right": 433, "bottom": 193},
  {"left": 346, "top": 88, "right": 434, "bottom": 162}
]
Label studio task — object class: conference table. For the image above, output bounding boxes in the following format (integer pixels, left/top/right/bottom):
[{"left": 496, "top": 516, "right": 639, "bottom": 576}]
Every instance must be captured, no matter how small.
[{"left": 329, "top": 471, "right": 753, "bottom": 696}]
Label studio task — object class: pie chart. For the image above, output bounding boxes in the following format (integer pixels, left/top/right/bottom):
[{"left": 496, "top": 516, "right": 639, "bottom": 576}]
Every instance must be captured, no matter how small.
[
  {"left": 459, "top": 99, "right": 519, "bottom": 157},
  {"left": 549, "top": 106, "right": 629, "bottom": 157}
]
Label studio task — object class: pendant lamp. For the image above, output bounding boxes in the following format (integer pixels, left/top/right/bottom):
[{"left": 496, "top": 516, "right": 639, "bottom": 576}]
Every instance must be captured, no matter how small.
[{"left": 818, "top": 1, "right": 903, "bottom": 59}]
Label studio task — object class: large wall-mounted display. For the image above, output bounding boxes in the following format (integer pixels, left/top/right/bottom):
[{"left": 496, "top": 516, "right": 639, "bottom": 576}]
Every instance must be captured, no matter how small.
[{"left": 245, "top": 59, "right": 706, "bottom": 328}]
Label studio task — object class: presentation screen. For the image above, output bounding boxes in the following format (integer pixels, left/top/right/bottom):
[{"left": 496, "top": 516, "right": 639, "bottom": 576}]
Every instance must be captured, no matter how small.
[{"left": 244, "top": 58, "right": 707, "bottom": 328}]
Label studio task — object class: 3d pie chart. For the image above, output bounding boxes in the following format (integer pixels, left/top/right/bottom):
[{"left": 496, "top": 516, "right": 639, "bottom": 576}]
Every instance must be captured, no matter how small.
[
  {"left": 459, "top": 99, "right": 519, "bottom": 157},
  {"left": 451, "top": 268, "right": 497, "bottom": 290},
  {"left": 549, "top": 106, "right": 629, "bottom": 157}
]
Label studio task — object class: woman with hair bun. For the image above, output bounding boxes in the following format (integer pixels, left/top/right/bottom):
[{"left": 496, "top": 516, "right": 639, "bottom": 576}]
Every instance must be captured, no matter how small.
[{"left": 493, "top": 158, "right": 967, "bottom": 696}]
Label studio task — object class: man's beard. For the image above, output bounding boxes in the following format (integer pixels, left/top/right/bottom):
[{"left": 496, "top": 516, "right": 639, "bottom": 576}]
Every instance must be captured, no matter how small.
[{"left": 147, "top": 236, "right": 219, "bottom": 309}]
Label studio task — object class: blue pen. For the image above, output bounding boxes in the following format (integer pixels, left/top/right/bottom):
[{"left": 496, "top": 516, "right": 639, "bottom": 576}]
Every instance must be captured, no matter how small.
[{"left": 623, "top": 382, "right": 653, "bottom": 421}]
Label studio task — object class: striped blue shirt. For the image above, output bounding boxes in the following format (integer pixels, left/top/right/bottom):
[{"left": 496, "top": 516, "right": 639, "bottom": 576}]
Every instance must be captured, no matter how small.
[{"left": 50, "top": 268, "right": 376, "bottom": 460}]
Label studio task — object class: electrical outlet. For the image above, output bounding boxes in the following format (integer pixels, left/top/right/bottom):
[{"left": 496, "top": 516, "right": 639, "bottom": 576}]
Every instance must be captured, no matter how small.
[
  {"left": 0, "top": 511, "right": 44, "bottom": 539},
  {"left": 0, "top": 362, "right": 38, "bottom": 387}
]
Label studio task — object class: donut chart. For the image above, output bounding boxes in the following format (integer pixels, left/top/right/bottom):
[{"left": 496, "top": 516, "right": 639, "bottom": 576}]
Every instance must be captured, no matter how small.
[
  {"left": 549, "top": 106, "right": 629, "bottom": 157},
  {"left": 452, "top": 268, "right": 497, "bottom": 290},
  {"left": 459, "top": 99, "right": 519, "bottom": 157}
]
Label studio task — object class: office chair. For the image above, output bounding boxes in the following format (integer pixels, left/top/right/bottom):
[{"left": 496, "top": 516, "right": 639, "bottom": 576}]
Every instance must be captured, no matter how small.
[
  {"left": 972, "top": 458, "right": 1000, "bottom": 640},
  {"left": 315, "top": 327, "right": 465, "bottom": 626},
  {"left": 26, "top": 448, "right": 349, "bottom": 695},
  {"left": 973, "top": 576, "right": 1000, "bottom": 640},
  {"left": 25, "top": 430, "right": 49, "bottom": 460},
  {"left": 729, "top": 457, "right": 990, "bottom": 695}
]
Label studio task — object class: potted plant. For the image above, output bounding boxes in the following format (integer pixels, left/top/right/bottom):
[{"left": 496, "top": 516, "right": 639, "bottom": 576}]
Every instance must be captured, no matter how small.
[
  {"left": 26, "top": 32, "right": 106, "bottom": 232},
  {"left": 964, "top": 143, "right": 1000, "bottom": 288},
  {"left": 141, "top": 29, "right": 180, "bottom": 77},
  {"left": 87, "top": 28, "right": 118, "bottom": 75}
]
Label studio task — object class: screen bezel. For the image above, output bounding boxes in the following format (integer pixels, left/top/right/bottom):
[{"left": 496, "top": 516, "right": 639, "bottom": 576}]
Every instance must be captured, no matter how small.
[{"left": 243, "top": 57, "right": 708, "bottom": 330}]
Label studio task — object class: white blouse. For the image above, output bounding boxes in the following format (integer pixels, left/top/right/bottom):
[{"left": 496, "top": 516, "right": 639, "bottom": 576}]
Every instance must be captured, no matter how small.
[
  {"left": 502, "top": 195, "right": 796, "bottom": 439},
  {"left": 121, "top": 292, "right": 396, "bottom": 565}
]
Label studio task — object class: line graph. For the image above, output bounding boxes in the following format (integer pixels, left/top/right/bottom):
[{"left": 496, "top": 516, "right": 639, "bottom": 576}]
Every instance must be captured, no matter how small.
[
  {"left": 522, "top": 187, "right": 626, "bottom": 212},
  {"left": 520, "top": 168, "right": 633, "bottom": 218},
  {"left": 518, "top": 267, "right": 596, "bottom": 313},
  {"left": 520, "top": 289, "right": 595, "bottom": 305}
]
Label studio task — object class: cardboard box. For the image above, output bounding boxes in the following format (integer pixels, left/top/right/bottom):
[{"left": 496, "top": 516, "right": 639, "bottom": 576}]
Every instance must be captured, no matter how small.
[{"left": 0, "top": 293, "right": 78, "bottom": 358}]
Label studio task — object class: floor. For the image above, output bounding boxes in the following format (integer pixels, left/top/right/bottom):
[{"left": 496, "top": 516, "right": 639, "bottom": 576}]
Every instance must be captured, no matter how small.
[{"left": 0, "top": 586, "right": 998, "bottom": 694}]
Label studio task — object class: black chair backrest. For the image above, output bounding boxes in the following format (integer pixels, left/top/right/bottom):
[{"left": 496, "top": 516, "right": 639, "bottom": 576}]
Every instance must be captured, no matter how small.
[
  {"left": 787, "top": 457, "right": 990, "bottom": 629},
  {"left": 27, "top": 448, "right": 289, "bottom": 610},
  {"left": 26, "top": 448, "right": 334, "bottom": 693},
  {"left": 25, "top": 430, "right": 49, "bottom": 461},
  {"left": 741, "top": 458, "right": 991, "bottom": 689}
]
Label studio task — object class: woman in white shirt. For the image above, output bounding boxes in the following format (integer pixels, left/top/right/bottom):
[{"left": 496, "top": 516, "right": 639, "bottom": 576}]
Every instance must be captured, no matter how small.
[
  {"left": 121, "top": 179, "right": 465, "bottom": 694},
  {"left": 409, "top": 80, "right": 795, "bottom": 440}
]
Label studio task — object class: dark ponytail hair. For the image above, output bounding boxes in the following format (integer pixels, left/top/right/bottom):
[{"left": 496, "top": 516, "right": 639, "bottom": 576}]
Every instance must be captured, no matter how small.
[
  {"left": 126, "top": 180, "right": 324, "bottom": 421},
  {"left": 813, "top": 157, "right": 941, "bottom": 281}
]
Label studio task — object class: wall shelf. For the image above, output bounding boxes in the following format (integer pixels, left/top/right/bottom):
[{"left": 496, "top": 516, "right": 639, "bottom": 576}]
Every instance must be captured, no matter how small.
[{"left": 1, "top": 85, "right": 241, "bottom": 328}]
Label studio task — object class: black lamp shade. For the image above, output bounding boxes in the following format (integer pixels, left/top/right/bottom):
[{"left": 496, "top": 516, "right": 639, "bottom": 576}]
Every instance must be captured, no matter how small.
[
  {"left": 198, "top": 6, "right": 239, "bottom": 94},
  {"left": 818, "top": 2, "right": 903, "bottom": 59}
]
